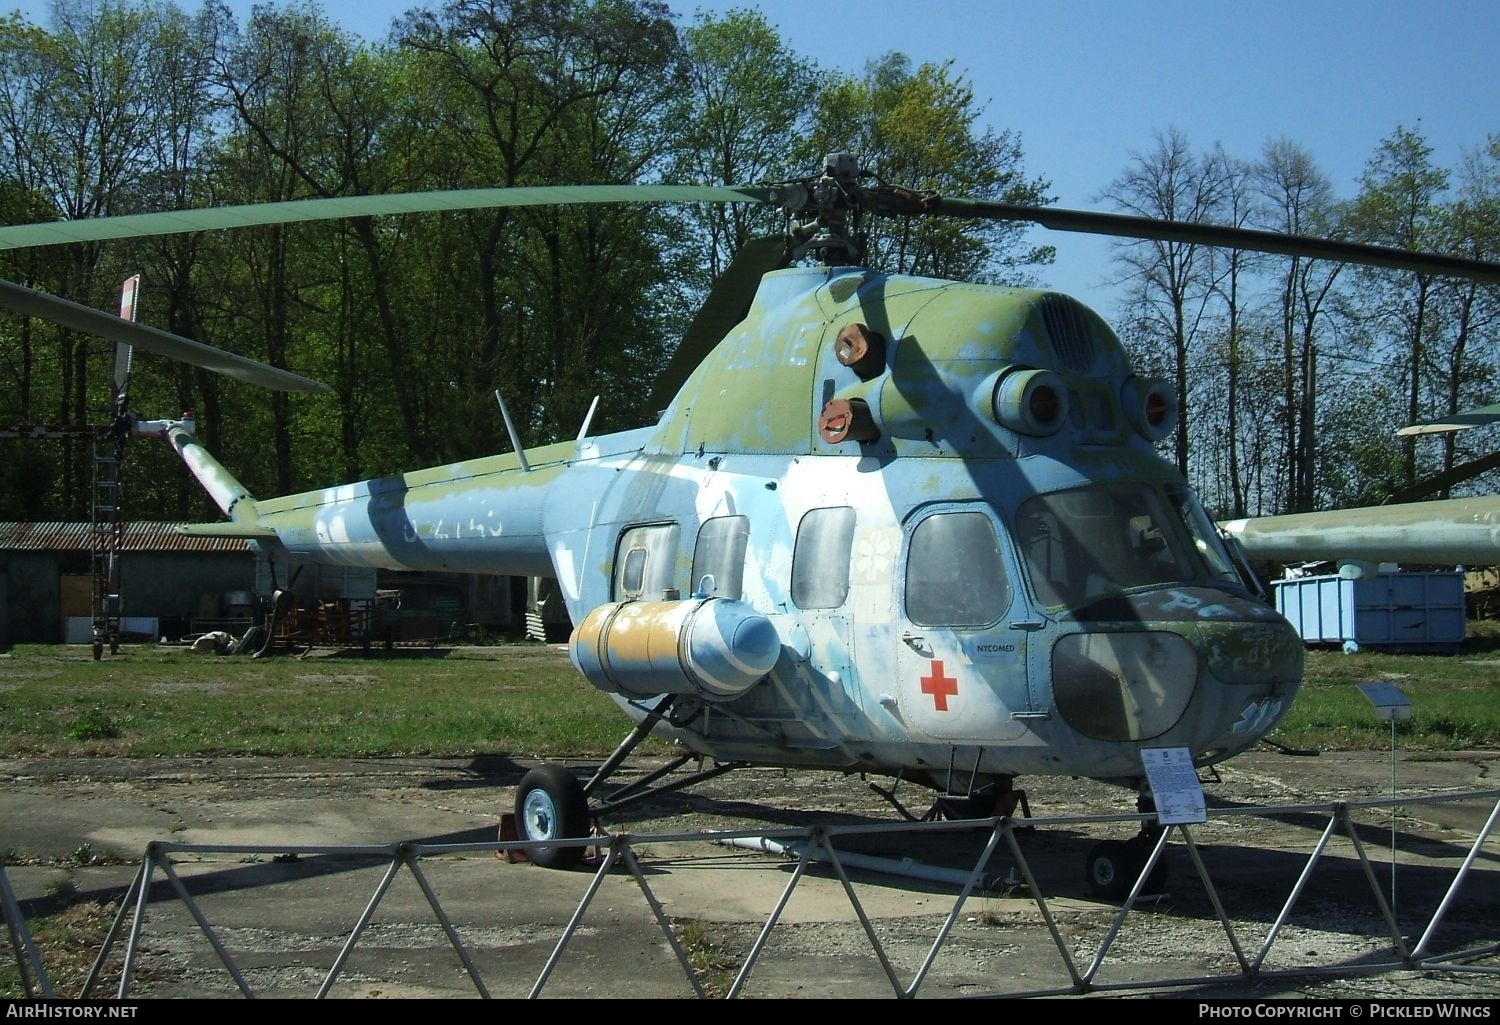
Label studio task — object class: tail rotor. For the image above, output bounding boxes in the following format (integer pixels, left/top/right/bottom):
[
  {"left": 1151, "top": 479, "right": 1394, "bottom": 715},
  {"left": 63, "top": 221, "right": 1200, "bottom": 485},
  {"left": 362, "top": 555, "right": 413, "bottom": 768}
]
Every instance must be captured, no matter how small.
[{"left": 90, "top": 275, "right": 140, "bottom": 659}]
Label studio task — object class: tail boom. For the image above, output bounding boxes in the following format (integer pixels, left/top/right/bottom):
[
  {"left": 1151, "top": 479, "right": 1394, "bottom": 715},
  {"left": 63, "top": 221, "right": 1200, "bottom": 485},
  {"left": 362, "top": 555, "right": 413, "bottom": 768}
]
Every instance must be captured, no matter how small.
[{"left": 162, "top": 418, "right": 567, "bottom": 578}]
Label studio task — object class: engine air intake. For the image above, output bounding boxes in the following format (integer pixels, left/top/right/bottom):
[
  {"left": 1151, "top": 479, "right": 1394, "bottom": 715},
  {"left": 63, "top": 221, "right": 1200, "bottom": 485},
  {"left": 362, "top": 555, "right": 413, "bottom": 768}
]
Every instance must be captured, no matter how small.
[
  {"left": 992, "top": 368, "right": 1069, "bottom": 436},
  {"left": 1122, "top": 376, "right": 1178, "bottom": 442}
]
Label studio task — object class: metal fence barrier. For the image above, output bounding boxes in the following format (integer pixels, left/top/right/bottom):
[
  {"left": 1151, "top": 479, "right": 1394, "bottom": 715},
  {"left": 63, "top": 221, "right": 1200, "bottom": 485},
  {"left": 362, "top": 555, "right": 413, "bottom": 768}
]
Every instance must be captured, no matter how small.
[
  {"left": 11, "top": 788, "right": 1499, "bottom": 999},
  {"left": 2, "top": 864, "right": 55, "bottom": 998}
]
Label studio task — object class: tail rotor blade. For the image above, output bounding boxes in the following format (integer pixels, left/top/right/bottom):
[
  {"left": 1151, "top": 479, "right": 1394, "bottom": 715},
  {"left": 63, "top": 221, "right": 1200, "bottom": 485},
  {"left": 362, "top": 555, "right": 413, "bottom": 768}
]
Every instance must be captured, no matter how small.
[
  {"left": 112, "top": 342, "right": 134, "bottom": 397},
  {"left": 113, "top": 275, "right": 140, "bottom": 413}
]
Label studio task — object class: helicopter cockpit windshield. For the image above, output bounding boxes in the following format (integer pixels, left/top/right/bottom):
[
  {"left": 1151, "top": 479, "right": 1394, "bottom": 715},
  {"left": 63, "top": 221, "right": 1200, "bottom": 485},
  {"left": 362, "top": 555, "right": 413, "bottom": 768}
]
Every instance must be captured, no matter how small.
[{"left": 1016, "top": 484, "right": 1242, "bottom": 612}]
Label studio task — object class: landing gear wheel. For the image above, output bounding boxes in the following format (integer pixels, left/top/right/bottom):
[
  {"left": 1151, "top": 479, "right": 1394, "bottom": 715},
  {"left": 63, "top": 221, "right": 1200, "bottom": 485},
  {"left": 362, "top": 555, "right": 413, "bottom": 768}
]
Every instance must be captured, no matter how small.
[
  {"left": 1086, "top": 837, "right": 1169, "bottom": 900},
  {"left": 515, "top": 765, "right": 590, "bottom": 869},
  {"left": 1085, "top": 839, "right": 1133, "bottom": 900}
]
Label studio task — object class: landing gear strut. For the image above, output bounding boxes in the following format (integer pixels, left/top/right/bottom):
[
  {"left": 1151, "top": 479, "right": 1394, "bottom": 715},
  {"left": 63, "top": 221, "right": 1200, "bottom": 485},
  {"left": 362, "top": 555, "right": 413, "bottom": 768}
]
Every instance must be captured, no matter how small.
[
  {"left": 511, "top": 696, "right": 680, "bottom": 868},
  {"left": 510, "top": 696, "right": 747, "bottom": 868},
  {"left": 1085, "top": 793, "right": 1169, "bottom": 900},
  {"left": 867, "top": 776, "right": 1032, "bottom": 825}
]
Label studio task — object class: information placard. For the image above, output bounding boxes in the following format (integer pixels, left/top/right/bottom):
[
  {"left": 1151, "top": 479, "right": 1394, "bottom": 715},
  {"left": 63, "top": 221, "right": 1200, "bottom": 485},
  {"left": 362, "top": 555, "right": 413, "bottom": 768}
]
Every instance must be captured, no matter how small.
[{"left": 1141, "top": 746, "right": 1207, "bottom": 824}]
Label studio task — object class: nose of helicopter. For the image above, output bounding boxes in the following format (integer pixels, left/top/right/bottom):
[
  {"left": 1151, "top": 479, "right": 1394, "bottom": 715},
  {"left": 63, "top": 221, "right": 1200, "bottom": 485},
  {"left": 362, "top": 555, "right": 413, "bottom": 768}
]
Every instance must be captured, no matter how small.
[
  {"left": 1191, "top": 612, "right": 1305, "bottom": 757},
  {"left": 1050, "top": 588, "right": 1304, "bottom": 767}
]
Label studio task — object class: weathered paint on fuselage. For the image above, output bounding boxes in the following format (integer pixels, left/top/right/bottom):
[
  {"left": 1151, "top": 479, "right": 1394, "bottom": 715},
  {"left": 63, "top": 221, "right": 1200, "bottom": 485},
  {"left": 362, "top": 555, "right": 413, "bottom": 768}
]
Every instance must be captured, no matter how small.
[{"left": 188, "top": 265, "right": 1304, "bottom": 792}]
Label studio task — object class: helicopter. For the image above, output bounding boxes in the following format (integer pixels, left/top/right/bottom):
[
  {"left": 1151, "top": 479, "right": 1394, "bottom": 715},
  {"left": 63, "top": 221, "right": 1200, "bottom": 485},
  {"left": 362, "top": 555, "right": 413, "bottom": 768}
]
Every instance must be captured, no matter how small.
[
  {"left": 6, "top": 153, "right": 1500, "bottom": 895},
  {"left": 1220, "top": 402, "right": 1500, "bottom": 573}
]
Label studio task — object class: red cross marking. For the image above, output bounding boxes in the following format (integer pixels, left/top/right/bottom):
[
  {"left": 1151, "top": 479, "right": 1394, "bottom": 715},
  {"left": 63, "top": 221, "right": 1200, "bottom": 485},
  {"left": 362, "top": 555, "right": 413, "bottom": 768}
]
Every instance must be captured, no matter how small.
[{"left": 920, "top": 659, "right": 959, "bottom": 712}]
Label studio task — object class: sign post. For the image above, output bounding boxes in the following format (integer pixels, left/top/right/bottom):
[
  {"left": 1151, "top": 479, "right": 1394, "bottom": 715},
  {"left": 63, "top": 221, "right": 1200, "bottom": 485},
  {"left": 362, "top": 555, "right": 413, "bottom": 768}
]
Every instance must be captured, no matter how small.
[{"left": 1357, "top": 681, "right": 1412, "bottom": 911}]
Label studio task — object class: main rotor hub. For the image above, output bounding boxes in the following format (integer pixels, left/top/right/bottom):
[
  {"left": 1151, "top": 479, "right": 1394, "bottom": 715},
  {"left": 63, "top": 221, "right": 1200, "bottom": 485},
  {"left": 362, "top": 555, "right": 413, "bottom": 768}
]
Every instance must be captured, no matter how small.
[
  {"left": 779, "top": 152, "right": 870, "bottom": 266},
  {"left": 770, "top": 153, "right": 939, "bottom": 267}
]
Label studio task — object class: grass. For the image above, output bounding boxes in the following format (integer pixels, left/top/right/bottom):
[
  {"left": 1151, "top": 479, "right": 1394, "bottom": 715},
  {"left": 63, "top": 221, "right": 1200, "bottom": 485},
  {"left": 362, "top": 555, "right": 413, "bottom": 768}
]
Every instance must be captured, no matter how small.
[
  {"left": 0, "top": 640, "right": 666, "bottom": 760},
  {"left": 0, "top": 899, "right": 126, "bottom": 998},
  {"left": 3, "top": 626, "right": 1500, "bottom": 758},
  {"left": 1271, "top": 619, "right": 1500, "bottom": 751},
  {"left": 672, "top": 917, "right": 741, "bottom": 998}
]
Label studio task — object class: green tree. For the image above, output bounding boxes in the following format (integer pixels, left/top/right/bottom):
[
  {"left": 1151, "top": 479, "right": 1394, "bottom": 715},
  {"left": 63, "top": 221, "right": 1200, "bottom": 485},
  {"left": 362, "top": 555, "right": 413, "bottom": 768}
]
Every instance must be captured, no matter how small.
[
  {"left": 667, "top": 8, "right": 818, "bottom": 280},
  {"left": 1348, "top": 126, "right": 1450, "bottom": 492},
  {"left": 210, "top": 1, "right": 351, "bottom": 494},
  {"left": 398, "top": 0, "right": 684, "bottom": 450},
  {"left": 0, "top": 0, "right": 213, "bottom": 517},
  {"left": 215, "top": 3, "right": 420, "bottom": 488},
  {"left": 119, "top": 0, "right": 227, "bottom": 520}
]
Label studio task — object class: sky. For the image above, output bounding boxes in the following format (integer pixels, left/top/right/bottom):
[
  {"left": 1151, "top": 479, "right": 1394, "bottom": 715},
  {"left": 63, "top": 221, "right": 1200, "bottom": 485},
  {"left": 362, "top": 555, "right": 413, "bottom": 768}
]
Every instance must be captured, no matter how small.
[{"left": 9, "top": 0, "right": 1500, "bottom": 311}]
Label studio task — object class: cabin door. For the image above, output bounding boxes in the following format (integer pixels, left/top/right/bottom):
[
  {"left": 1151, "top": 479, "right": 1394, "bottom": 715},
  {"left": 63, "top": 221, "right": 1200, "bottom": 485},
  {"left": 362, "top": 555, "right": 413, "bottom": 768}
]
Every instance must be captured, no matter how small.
[{"left": 894, "top": 503, "right": 1035, "bottom": 742}]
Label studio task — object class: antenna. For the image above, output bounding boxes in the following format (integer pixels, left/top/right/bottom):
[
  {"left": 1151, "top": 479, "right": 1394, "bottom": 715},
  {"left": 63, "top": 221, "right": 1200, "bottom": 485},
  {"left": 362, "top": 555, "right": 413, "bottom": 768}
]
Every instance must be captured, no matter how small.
[
  {"left": 576, "top": 395, "right": 600, "bottom": 444},
  {"left": 494, "top": 389, "right": 530, "bottom": 472}
]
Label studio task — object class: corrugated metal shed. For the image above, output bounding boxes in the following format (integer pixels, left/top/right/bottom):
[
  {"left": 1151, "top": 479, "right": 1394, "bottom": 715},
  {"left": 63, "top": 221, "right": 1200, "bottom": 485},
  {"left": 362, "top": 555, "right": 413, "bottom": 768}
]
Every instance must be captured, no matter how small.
[{"left": 0, "top": 522, "right": 252, "bottom": 554}]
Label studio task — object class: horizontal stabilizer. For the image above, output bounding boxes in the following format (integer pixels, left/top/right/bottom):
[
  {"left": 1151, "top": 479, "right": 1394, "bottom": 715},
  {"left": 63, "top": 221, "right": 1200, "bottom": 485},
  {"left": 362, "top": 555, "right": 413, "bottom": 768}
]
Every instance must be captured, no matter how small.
[{"left": 175, "top": 521, "right": 278, "bottom": 539}]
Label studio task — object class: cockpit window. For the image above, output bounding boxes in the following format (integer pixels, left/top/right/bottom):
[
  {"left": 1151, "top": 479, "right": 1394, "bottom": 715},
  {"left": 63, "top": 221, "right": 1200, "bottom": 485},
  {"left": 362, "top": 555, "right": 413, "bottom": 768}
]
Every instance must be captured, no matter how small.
[
  {"left": 1016, "top": 484, "right": 1228, "bottom": 610},
  {"left": 1165, "top": 484, "right": 1242, "bottom": 586}
]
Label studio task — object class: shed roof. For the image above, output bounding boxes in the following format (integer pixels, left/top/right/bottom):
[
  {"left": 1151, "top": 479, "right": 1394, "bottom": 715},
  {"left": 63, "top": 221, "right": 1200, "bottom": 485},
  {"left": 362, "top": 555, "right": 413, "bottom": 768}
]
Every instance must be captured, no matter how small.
[{"left": 0, "top": 522, "right": 252, "bottom": 554}]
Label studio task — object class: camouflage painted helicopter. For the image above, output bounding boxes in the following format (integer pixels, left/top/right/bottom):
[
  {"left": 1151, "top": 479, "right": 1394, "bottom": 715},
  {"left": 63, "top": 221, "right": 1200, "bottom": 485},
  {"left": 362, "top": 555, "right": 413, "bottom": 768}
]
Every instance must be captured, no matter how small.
[
  {"left": 6, "top": 154, "right": 1500, "bottom": 895},
  {"left": 1222, "top": 403, "right": 1500, "bottom": 573}
]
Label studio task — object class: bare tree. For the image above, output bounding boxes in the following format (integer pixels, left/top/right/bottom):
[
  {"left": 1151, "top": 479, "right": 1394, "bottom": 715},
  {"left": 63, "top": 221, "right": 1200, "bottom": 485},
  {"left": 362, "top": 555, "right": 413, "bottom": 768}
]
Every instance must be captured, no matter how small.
[
  {"left": 1253, "top": 138, "right": 1344, "bottom": 511},
  {"left": 1100, "top": 128, "right": 1230, "bottom": 476}
]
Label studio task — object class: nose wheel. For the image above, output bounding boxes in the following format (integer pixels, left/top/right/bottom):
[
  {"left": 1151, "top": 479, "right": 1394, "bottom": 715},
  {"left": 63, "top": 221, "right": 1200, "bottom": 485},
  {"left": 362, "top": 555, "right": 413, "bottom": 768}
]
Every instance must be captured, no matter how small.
[{"left": 1085, "top": 794, "right": 1169, "bottom": 900}]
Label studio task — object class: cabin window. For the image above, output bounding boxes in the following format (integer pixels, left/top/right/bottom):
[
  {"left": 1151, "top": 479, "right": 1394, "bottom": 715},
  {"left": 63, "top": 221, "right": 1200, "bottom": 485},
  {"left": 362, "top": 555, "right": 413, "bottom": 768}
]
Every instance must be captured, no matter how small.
[
  {"left": 905, "top": 511, "right": 1011, "bottom": 626},
  {"left": 691, "top": 515, "right": 749, "bottom": 599},
  {"left": 791, "top": 506, "right": 856, "bottom": 609},
  {"left": 613, "top": 523, "right": 681, "bottom": 600},
  {"left": 621, "top": 548, "right": 647, "bottom": 595}
]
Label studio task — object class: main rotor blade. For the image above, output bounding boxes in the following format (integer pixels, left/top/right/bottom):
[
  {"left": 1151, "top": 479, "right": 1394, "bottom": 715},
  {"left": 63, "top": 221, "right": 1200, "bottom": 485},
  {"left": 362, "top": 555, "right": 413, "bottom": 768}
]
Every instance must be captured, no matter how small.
[
  {"left": 1396, "top": 402, "right": 1500, "bottom": 436},
  {"left": 0, "top": 185, "right": 779, "bottom": 251},
  {"left": 929, "top": 198, "right": 1500, "bottom": 285},
  {"left": 0, "top": 279, "right": 328, "bottom": 392},
  {"left": 1381, "top": 450, "right": 1500, "bottom": 505}
]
